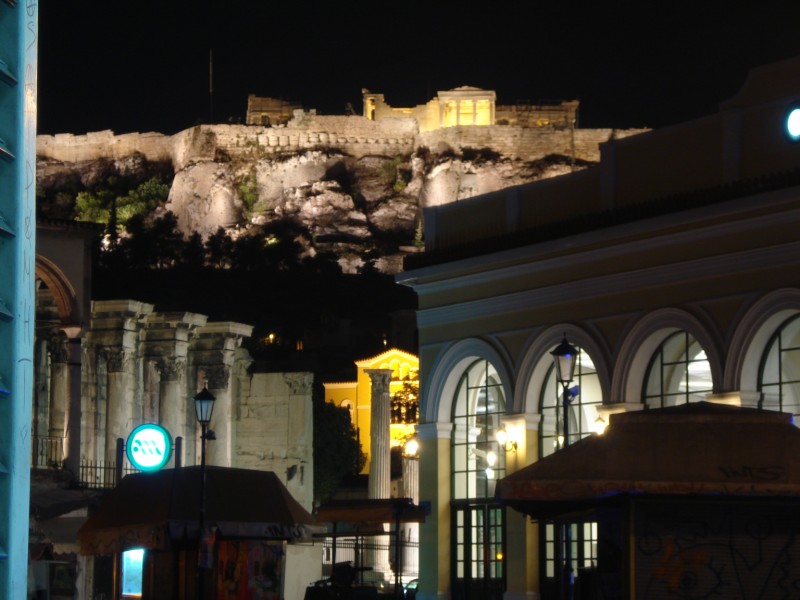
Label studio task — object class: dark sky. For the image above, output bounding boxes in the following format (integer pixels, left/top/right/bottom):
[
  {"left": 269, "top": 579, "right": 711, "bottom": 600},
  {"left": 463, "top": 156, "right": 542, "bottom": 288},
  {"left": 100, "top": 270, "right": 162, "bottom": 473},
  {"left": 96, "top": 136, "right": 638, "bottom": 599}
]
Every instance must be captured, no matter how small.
[{"left": 37, "top": 2, "right": 800, "bottom": 136}]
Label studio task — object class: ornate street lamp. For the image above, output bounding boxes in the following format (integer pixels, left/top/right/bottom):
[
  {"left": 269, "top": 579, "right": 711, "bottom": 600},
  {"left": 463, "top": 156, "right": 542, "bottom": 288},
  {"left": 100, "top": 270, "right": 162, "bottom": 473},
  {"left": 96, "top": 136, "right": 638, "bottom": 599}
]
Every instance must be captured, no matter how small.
[
  {"left": 194, "top": 385, "right": 216, "bottom": 599},
  {"left": 551, "top": 334, "right": 577, "bottom": 600}
]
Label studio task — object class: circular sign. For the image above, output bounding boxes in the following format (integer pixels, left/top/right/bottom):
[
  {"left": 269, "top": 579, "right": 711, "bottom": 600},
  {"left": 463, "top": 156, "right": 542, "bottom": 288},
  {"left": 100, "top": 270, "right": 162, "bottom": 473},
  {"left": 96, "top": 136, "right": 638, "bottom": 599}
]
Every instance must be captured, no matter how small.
[
  {"left": 126, "top": 424, "right": 172, "bottom": 472},
  {"left": 786, "top": 103, "right": 800, "bottom": 141}
]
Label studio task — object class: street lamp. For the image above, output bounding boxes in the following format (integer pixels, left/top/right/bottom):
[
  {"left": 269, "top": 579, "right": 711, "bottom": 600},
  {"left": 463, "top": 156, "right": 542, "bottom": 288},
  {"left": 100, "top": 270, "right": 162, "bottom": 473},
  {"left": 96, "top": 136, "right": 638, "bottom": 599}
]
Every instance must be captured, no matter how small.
[
  {"left": 551, "top": 334, "right": 577, "bottom": 600},
  {"left": 194, "top": 385, "right": 216, "bottom": 599}
]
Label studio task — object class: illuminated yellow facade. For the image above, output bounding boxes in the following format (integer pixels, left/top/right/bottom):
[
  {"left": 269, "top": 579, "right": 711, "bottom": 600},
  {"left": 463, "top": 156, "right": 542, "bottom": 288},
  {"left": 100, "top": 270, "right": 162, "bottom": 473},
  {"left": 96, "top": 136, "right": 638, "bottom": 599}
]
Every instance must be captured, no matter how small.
[
  {"left": 363, "top": 87, "right": 496, "bottom": 133},
  {"left": 324, "top": 348, "right": 419, "bottom": 474}
]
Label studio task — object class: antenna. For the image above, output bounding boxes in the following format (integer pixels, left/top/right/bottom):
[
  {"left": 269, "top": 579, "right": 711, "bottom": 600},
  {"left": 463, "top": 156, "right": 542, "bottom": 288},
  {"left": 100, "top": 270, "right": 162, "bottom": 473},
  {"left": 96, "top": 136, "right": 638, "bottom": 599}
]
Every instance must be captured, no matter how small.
[{"left": 209, "top": 49, "right": 214, "bottom": 123}]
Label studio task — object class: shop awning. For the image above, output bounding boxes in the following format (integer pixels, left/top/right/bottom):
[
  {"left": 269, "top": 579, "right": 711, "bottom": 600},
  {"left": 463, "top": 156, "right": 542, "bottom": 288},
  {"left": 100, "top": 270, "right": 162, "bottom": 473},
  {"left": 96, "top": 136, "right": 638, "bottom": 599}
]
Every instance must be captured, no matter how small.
[
  {"left": 496, "top": 402, "right": 800, "bottom": 518},
  {"left": 78, "top": 466, "right": 323, "bottom": 555},
  {"left": 315, "top": 497, "right": 427, "bottom": 533}
]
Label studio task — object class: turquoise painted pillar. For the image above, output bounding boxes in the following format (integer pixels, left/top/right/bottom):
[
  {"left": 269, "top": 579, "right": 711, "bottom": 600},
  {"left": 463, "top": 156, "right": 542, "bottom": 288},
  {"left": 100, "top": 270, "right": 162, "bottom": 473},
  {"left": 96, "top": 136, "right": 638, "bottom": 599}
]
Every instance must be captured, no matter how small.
[{"left": 0, "top": 3, "right": 38, "bottom": 597}]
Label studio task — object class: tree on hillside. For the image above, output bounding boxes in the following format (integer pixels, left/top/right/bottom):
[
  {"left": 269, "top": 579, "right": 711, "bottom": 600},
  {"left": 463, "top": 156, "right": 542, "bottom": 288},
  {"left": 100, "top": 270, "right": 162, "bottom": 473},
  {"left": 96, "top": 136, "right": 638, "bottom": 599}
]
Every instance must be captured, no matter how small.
[{"left": 75, "top": 175, "right": 171, "bottom": 233}]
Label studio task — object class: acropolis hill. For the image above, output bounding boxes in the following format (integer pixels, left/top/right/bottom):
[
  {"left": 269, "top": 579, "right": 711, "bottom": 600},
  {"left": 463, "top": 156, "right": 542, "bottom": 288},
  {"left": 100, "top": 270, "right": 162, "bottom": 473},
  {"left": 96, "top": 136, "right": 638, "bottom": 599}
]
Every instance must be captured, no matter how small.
[{"left": 36, "top": 88, "right": 647, "bottom": 272}]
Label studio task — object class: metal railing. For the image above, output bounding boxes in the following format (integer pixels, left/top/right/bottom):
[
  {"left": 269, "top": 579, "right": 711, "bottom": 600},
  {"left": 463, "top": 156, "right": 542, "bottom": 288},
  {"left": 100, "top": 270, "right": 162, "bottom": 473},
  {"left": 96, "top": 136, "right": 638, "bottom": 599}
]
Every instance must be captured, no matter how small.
[
  {"left": 77, "top": 461, "right": 139, "bottom": 489},
  {"left": 31, "top": 436, "right": 64, "bottom": 469},
  {"left": 320, "top": 536, "right": 419, "bottom": 583}
]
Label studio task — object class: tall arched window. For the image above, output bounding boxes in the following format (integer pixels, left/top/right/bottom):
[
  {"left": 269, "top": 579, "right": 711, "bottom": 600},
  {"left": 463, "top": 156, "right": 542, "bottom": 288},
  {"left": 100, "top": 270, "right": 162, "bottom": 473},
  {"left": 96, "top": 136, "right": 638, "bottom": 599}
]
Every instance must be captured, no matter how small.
[
  {"left": 539, "top": 347, "right": 602, "bottom": 458},
  {"left": 642, "top": 331, "right": 712, "bottom": 407},
  {"left": 759, "top": 314, "right": 800, "bottom": 420},
  {"left": 537, "top": 345, "right": 602, "bottom": 594},
  {"left": 451, "top": 359, "right": 506, "bottom": 600}
]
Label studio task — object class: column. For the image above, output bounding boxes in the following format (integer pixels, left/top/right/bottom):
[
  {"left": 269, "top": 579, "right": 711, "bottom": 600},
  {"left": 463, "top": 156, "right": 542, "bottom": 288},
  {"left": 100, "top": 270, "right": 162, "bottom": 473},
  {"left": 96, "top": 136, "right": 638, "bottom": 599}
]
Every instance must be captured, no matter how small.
[
  {"left": 503, "top": 413, "right": 541, "bottom": 600},
  {"left": 64, "top": 335, "right": 82, "bottom": 475},
  {"left": 189, "top": 321, "right": 253, "bottom": 468},
  {"left": 87, "top": 300, "right": 154, "bottom": 465},
  {"left": 47, "top": 334, "right": 69, "bottom": 466},
  {"left": 159, "top": 357, "right": 186, "bottom": 466},
  {"left": 366, "top": 369, "right": 392, "bottom": 500},
  {"left": 205, "top": 363, "right": 231, "bottom": 467},
  {"left": 104, "top": 346, "right": 132, "bottom": 464},
  {"left": 416, "top": 421, "right": 452, "bottom": 600},
  {"left": 142, "top": 311, "right": 209, "bottom": 466}
]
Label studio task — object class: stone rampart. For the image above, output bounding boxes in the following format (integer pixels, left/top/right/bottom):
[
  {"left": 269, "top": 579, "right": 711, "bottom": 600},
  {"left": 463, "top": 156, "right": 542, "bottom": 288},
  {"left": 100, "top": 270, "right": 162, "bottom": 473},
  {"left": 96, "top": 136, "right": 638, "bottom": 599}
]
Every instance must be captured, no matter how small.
[
  {"left": 36, "top": 120, "right": 648, "bottom": 171},
  {"left": 417, "top": 126, "right": 648, "bottom": 163},
  {"left": 37, "top": 130, "right": 175, "bottom": 163}
]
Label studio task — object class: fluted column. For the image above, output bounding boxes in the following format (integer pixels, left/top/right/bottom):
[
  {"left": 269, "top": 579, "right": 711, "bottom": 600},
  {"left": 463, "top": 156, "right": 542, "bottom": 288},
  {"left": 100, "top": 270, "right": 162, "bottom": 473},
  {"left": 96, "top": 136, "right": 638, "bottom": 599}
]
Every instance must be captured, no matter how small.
[
  {"left": 104, "top": 347, "right": 132, "bottom": 463},
  {"left": 366, "top": 369, "right": 393, "bottom": 500},
  {"left": 159, "top": 357, "right": 186, "bottom": 466}
]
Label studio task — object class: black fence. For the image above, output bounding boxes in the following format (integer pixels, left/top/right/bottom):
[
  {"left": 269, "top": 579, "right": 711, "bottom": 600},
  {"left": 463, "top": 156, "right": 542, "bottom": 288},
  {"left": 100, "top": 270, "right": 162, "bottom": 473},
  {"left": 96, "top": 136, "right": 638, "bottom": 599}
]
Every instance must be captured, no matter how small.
[
  {"left": 320, "top": 536, "right": 419, "bottom": 584},
  {"left": 31, "top": 435, "right": 64, "bottom": 469}
]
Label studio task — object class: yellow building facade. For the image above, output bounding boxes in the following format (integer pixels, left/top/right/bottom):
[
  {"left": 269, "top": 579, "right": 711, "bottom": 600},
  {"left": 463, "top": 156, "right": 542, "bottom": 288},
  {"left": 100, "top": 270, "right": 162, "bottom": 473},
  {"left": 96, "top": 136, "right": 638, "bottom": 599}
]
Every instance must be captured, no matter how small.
[{"left": 324, "top": 348, "right": 419, "bottom": 474}]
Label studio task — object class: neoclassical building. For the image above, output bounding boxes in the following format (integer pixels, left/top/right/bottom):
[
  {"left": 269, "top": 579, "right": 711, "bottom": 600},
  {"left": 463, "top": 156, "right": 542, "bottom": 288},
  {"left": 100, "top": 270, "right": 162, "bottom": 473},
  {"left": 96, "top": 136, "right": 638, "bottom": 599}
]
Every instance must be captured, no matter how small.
[{"left": 397, "top": 56, "right": 800, "bottom": 599}]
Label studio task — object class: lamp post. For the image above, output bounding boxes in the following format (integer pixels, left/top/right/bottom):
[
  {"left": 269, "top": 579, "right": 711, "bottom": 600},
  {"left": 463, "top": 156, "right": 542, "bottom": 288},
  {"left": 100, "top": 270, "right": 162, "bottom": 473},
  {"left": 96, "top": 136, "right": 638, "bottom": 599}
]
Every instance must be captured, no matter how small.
[
  {"left": 551, "top": 334, "right": 577, "bottom": 600},
  {"left": 194, "top": 385, "right": 216, "bottom": 599}
]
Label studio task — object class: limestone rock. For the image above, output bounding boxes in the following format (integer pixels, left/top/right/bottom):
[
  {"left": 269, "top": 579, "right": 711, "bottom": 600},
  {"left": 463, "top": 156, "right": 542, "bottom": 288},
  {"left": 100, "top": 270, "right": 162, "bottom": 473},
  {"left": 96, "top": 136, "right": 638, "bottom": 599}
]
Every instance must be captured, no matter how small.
[{"left": 166, "top": 162, "right": 243, "bottom": 237}]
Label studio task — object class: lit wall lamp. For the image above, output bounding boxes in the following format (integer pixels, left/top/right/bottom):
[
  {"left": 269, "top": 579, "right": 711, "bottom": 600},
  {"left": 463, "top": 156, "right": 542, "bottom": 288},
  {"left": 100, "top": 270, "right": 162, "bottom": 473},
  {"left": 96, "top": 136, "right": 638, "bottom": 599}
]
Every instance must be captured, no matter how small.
[
  {"left": 403, "top": 436, "right": 419, "bottom": 459},
  {"left": 495, "top": 427, "right": 517, "bottom": 453},
  {"left": 594, "top": 416, "right": 607, "bottom": 435}
]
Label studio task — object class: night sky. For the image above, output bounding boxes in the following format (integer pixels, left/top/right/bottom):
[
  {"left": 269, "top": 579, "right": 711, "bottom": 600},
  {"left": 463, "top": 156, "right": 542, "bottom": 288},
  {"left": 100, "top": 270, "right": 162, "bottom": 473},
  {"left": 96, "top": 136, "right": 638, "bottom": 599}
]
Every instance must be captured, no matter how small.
[{"left": 36, "top": 2, "right": 800, "bottom": 136}]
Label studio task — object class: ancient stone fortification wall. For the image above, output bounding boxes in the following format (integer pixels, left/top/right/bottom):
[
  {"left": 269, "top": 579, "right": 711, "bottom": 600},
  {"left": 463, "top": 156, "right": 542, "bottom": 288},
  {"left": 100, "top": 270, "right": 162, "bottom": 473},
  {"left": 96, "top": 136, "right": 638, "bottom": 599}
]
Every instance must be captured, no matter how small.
[
  {"left": 171, "top": 117, "right": 418, "bottom": 167},
  {"left": 37, "top": 121, "right": 648, "bottom": 170},
  {"left": 417, "top": 126, "right": 649, "bottom": 162},
  {"left": 37, "top": 130, "right": 175, "bottom": 163}
]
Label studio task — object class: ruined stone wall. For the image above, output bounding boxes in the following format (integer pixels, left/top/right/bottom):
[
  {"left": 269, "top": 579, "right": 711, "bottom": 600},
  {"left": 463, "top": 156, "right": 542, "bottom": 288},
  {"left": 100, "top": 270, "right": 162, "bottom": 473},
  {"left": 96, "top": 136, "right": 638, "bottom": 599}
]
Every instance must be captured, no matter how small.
[
  {"left": 36, "top": 121, "right": 648, "bottom": 173},
  {"left": 417, "top": 126, "right": 648, "bottom": 162},
  {"left": 37, "top": 130, "right": 174, "bottom": 163},
  {"left": 236, "top": 371, "right": 314, "bottom": 511},
  {"left": 172, "top": 118, "right": 418, "bottom": 167}
]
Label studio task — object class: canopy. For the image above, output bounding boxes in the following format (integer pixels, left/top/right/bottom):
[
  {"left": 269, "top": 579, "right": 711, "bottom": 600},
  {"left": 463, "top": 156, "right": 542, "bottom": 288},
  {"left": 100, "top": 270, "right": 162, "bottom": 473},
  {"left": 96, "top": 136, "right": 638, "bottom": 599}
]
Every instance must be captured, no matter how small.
[
  {"left": 78, "top": 466, "right": 323, "bottom": 555},
  {"left": 496, "top": 402, "right": 800, "bottom": 518},
  {"left": 315, "top": 497, "right": 427, "bottom": 534}
]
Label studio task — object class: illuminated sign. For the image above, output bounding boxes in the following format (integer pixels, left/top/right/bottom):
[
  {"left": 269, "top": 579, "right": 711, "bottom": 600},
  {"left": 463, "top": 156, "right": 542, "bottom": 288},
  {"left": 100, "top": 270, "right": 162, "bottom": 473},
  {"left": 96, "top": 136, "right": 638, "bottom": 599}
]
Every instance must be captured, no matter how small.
[
  {"left": 126, "top": 424, "right": 172, "bottom": 472},
  {"left": 786, "top": 103, "right": 800, "bottom": 141}
]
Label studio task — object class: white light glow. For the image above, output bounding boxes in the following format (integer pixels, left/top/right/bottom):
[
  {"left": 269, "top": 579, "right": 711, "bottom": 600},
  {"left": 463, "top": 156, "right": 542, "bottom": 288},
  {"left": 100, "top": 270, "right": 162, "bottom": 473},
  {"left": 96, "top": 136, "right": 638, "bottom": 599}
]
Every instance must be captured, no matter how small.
[{"left": 788, "top": 108, "right": 800, "bottom": 140}]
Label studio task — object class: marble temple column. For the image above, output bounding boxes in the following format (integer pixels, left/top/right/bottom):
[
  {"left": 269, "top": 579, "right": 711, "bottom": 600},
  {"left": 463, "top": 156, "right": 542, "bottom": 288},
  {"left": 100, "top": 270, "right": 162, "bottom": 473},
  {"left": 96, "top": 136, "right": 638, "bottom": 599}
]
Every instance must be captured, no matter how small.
[
  {"left": 142, "top": 311, "right": 208, "bottom": 467},
  {"left": 190, "top": 321, "right": 253, "bottom": 468},
  {"left": 366, "top": 369, "right": 393, "bottom": 500},
  {"left": 158, "top": 357, "right": 186, "bottom": 465},
  {"left": 366, "top": 368, "right": 393, "bottom": 581}
]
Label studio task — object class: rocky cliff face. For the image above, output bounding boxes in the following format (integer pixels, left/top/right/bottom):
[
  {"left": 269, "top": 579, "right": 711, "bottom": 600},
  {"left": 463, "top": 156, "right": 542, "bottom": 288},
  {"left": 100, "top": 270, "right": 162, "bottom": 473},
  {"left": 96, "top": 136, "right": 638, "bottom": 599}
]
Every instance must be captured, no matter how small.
[{"left": 36, "top": 122, "right": 617, "bottom": 273}]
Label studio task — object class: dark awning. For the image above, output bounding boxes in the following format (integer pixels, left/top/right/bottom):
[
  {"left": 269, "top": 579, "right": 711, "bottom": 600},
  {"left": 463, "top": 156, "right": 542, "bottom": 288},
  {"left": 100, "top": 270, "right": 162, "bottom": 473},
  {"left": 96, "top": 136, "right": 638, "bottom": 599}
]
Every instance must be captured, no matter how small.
[
  {"left": 315, "top": 497, "right": 427, "bottom": 532},
  {"left": 496, "top": 402, "right": 800, "bottom": 518},
  {"left": 78, "top": 466, "right": 323, "bottom": 555}
]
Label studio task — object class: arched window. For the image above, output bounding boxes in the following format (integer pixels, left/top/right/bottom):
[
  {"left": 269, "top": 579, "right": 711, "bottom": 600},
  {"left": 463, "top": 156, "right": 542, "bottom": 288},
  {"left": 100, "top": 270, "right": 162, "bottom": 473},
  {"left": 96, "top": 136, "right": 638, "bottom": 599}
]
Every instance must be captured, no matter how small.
[
  {"left": 759, "top": 314, "right": 800, "bottom": 420},
  {"left": 451, "top": 359, "right": 506, "bottom": 600},
  {"left": 452, "top": 359, "right": 506, "bottom": 499},
  {"left": 537, "top": 344, "right": 601, "bottom": 592},
  {"left": 539, "top": 347, "right": 602, "bottom": 458},
  {"left": 642, "top": 331, "right": 712, "bottom": 407}
]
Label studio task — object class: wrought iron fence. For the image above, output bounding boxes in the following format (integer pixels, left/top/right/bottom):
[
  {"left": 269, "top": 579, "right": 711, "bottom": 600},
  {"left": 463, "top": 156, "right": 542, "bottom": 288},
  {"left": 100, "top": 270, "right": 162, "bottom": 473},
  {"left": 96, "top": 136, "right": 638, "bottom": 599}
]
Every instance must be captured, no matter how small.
[
  {"left": 77, "top": 461, "right": 139, "bottom": 489},
  {"left": 31, "top": 436, "right": 64, "bottom": 469},
  {"left": 320, "top": 536, "right": 419, "bottom": 583}
]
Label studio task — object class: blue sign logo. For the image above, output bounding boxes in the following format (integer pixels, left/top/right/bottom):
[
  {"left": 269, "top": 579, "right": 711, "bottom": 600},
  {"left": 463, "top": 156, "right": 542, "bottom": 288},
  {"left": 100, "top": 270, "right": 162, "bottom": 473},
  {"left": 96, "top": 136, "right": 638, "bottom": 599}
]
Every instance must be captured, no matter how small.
[{"left": 126, "top": 424, "right": 172, "bottom": 472}]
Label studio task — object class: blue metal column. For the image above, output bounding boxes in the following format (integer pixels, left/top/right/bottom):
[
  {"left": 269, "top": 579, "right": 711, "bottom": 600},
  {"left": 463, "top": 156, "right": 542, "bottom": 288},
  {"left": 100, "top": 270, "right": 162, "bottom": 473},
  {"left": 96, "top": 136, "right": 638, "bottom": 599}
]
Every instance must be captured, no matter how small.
[{"left": 0, "top": 2, "right": 38, "bottom": 597}]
